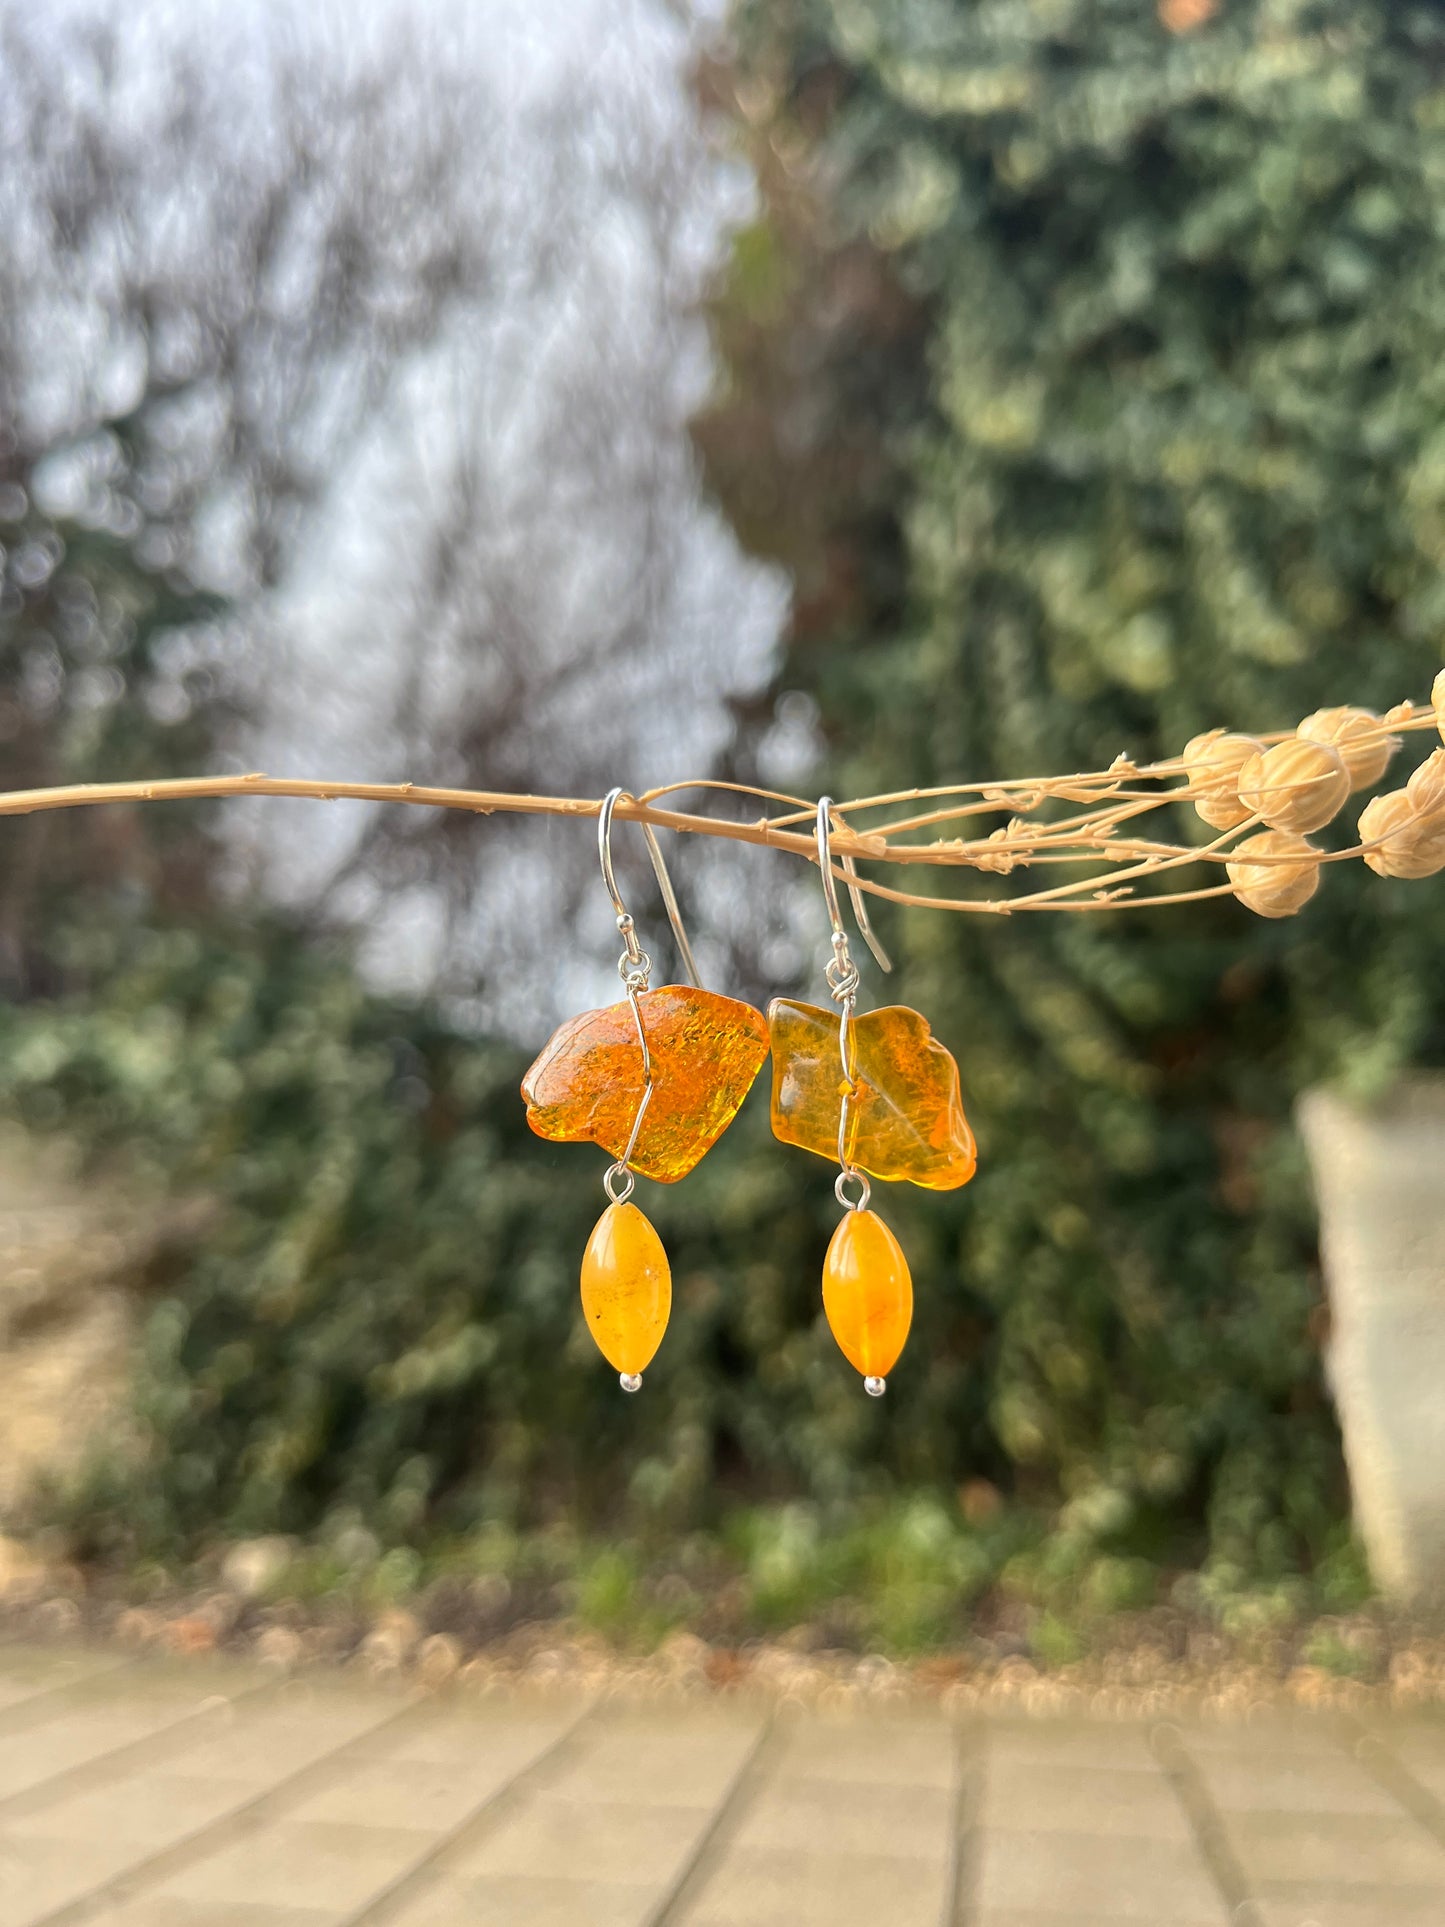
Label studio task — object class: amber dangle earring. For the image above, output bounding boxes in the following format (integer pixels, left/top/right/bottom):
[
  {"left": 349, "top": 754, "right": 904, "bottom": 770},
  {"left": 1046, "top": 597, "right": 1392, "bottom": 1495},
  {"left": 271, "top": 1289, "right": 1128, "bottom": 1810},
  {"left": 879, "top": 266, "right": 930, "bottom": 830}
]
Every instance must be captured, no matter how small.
[
  {"left": 521, "top": 789, "right": 770, "bottom": 1391},
  {"left": 768, "top": 799, "right": 978, "bottom": 1393}
]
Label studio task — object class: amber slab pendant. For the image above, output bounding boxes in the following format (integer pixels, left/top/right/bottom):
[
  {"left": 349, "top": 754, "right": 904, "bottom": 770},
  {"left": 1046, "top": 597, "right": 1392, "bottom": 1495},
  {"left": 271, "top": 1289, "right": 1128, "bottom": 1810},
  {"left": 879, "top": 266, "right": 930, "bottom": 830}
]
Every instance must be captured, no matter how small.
[
  {"left": 767, "top": 1000, "right": 976, "bottom": 1190},
  {"left": 522, "top": 986, "right": 769, "bottom": 1183},
  {"left": 580, "top": 1200, "right": 671, "bottom": 1386},
  {"left": 822, "top": 1209, "right": 912, "bottom": 1389}
]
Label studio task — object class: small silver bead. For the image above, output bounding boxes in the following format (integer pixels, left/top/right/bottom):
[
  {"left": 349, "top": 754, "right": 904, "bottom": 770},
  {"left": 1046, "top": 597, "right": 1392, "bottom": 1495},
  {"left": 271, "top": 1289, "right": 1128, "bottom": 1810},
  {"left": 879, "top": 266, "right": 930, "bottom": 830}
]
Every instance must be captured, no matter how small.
[
  {"left": 619, "top": 1372, "right": 642, "bottom": 1394},
  {"left": 864, "top": 1375, "right": 886, "bottom": 1398}
]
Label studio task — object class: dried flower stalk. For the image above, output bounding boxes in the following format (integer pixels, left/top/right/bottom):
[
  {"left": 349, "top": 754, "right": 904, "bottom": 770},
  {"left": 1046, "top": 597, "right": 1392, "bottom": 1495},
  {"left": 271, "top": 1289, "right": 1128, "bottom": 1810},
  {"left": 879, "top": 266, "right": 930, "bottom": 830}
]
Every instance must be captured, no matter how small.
[{"left": 1, "top": 688, "right": 1442, "bottom": 921}]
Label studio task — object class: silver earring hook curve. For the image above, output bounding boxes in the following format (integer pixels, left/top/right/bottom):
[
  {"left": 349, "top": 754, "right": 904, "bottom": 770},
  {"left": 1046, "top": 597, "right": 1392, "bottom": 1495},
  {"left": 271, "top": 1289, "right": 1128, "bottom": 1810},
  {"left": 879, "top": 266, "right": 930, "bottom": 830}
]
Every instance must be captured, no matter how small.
[
  {"left": 597, "top": 787, "right": 701, "bottom": 990},
  {"left": 814, "top": 797, "right": 891, "bottom": 977}
]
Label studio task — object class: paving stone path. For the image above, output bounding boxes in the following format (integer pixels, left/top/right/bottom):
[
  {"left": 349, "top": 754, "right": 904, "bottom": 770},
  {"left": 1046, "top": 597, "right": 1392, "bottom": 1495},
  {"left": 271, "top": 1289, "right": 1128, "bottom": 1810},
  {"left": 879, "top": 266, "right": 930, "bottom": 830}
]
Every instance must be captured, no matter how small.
[{"left": 1, "top": 1643, "right": 1444, "bottom": 1925}]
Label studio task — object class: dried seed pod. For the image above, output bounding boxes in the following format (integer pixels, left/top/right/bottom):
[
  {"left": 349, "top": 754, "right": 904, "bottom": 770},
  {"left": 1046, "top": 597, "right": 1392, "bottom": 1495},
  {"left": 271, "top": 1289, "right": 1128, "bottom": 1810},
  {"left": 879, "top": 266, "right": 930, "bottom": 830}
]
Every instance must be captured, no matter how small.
[
  {"left": 1407, "top": 747, "right": 1445, "bottom": 815},
  {"left": 1359, "top": 787, "right": 1445, "bottom": 880},
  {"left": 1181, "top": 730, "right": 1265, "bottom": 830},
  {"left": 1226, "top": 830, "right": 1322, "bottom": 918},
  {"left": 1296, "top": 705, "right": 1397, "bottom": 791},
  {"left": 1237, "top": 738, "right": 1350, "bottom": 834}
]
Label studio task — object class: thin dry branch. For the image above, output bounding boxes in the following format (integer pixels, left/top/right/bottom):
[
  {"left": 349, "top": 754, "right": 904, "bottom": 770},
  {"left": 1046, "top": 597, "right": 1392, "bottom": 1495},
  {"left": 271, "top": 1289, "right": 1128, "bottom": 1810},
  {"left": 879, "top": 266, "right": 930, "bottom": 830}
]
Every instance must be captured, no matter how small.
[{"left": 0, "top": 690, "right": 1440, "bottom": 921}]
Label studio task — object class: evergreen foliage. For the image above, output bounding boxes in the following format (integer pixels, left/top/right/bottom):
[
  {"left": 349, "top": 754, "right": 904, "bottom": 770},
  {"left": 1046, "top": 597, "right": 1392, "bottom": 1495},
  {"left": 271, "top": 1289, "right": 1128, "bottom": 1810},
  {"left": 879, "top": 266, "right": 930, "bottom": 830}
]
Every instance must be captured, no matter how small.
[
  {"left": 5, "top": 0, "right": 1445, "bottom": 1613},
  {"left": 704, "top": 0, "right": 1445, "bottom": 1587},
  {"left": 0, "top": 497, "right": 231, "bottom": 996},
  {"left": 0, "top": 922, "right": 1008, "bottom": 1564}
]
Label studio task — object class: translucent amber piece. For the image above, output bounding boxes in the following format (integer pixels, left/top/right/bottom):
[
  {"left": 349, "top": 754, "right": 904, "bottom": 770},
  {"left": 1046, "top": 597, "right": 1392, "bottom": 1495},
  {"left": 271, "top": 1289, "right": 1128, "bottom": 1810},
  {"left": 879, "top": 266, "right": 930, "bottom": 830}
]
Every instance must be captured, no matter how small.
[
  {"left": 522, "top": 986, "right": 769, "bottom": 1183},
  {"left": 580, "top": 1201, "right": 671, "bottom": 1376},
  {"left": 823, "top": 1209, "right": 912, "bottom": 1379},
  {"left": 767, "top": 1000, "right": 977, "bottom": 1190}
]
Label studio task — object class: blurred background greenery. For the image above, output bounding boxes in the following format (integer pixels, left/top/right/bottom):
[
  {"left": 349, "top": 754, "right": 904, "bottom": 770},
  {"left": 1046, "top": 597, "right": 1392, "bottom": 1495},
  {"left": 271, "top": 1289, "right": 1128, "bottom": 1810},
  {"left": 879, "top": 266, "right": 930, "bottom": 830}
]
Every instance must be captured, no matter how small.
[{"left": 3, "top": 0, "right": 1444, "bottom": 1651}]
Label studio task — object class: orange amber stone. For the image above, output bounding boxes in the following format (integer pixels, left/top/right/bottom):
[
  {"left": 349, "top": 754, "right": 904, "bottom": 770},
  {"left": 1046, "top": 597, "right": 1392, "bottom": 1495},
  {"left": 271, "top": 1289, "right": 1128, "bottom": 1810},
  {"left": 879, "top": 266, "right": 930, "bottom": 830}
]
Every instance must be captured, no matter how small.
[
  {"left": 767, "top": 1000, "right": 976, "bottom": 1190},
  {"left": 580, "top": 1201, "right": 671, "bottom": 1377},
  {"left": 822, "top": 1209, "right": 912, "bottom": 1380},
  {"left": 522, "top": 986, "right": 769, "bottom": 1183}
]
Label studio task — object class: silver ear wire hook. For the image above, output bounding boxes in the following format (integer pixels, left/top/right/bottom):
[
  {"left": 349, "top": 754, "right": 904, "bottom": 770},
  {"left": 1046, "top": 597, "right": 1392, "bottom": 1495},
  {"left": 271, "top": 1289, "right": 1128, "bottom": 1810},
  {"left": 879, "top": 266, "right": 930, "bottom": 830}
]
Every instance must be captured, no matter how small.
[
  {"left": 597, "top": 788, "right": 701, "bottom": 991},
  {"left": 815, "top": 798, "right": 891, "bottom": 978},
  {"left": 817, "top": 796, "right": 889, "bottom": 1214},
  {"left": 595, "top": 787, "right": 703, "bottom": 1233},
  {"left": 843, "top": 853, "right": 891, "bottom": 976},
  {"left": 641, "top": 824, "right": 702, "bottom": 992}
]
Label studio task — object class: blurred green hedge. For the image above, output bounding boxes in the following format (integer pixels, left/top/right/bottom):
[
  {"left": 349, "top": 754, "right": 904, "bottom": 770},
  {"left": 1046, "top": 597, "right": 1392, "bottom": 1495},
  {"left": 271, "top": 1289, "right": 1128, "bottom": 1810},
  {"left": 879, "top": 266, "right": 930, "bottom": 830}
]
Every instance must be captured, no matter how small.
[
  {"left": 6, "top": 0, "right": 1445, "bottom": 1609},
  {"left": 1, "top": 920, "right": 1021, "bottom": 1563},
  {"left": 700, "top": 0, "right": 1445, "bottom": 1590}
]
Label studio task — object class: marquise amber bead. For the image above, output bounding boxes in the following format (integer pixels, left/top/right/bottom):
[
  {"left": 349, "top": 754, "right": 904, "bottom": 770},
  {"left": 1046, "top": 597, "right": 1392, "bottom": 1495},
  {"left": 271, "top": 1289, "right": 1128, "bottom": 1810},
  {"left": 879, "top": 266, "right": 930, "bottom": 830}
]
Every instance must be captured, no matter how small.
[
  {"left": 579, "top": 1201, "right": 671, "bottom": 1377},
  {"left": 822, "top": 1209, "right": 913, "bottom": 1381}
]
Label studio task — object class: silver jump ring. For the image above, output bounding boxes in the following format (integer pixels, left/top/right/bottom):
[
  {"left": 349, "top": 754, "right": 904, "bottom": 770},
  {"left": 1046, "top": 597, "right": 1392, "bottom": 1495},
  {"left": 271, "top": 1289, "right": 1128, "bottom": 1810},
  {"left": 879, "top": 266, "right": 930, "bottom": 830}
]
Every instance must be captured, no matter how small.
[
  {"left": 835, "top": 1167, "right": 870, "bottom": 1212},
  {"left": 618, "top": 949, "right": 652, "bottom": 989},
  {"left": 604, "top": 1163, "right": 635, "bottom": 1205},
  {"left": 825, "top": 959, "right": 860, "bottom": 1004}
]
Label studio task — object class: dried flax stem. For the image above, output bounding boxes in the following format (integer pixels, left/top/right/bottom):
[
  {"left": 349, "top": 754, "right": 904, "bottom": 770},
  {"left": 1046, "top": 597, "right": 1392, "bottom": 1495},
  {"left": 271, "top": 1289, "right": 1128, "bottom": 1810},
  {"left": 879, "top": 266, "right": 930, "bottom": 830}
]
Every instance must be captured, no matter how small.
[{"left": 0, "top": 685, "right": 1441, "bottom": 921}]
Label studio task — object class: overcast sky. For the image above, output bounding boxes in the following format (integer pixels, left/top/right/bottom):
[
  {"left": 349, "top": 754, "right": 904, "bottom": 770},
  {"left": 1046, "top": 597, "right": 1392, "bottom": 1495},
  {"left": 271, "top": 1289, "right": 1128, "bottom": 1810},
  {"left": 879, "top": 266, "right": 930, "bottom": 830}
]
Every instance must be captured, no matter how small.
[{"left": 6, "top": 0, "right": 797, "bottom": 1029}]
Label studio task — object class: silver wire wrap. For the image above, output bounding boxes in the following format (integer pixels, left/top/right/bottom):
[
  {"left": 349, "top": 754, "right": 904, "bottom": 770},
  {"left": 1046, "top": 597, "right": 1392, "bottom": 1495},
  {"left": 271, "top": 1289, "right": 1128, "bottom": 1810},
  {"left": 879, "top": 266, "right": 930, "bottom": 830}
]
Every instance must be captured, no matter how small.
[
  {"left": 596, "top": 787, "right": 701, "bottom": 1204},
  {"left": 818, "top": 796, "right": 875, "bottom": 1213}
]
